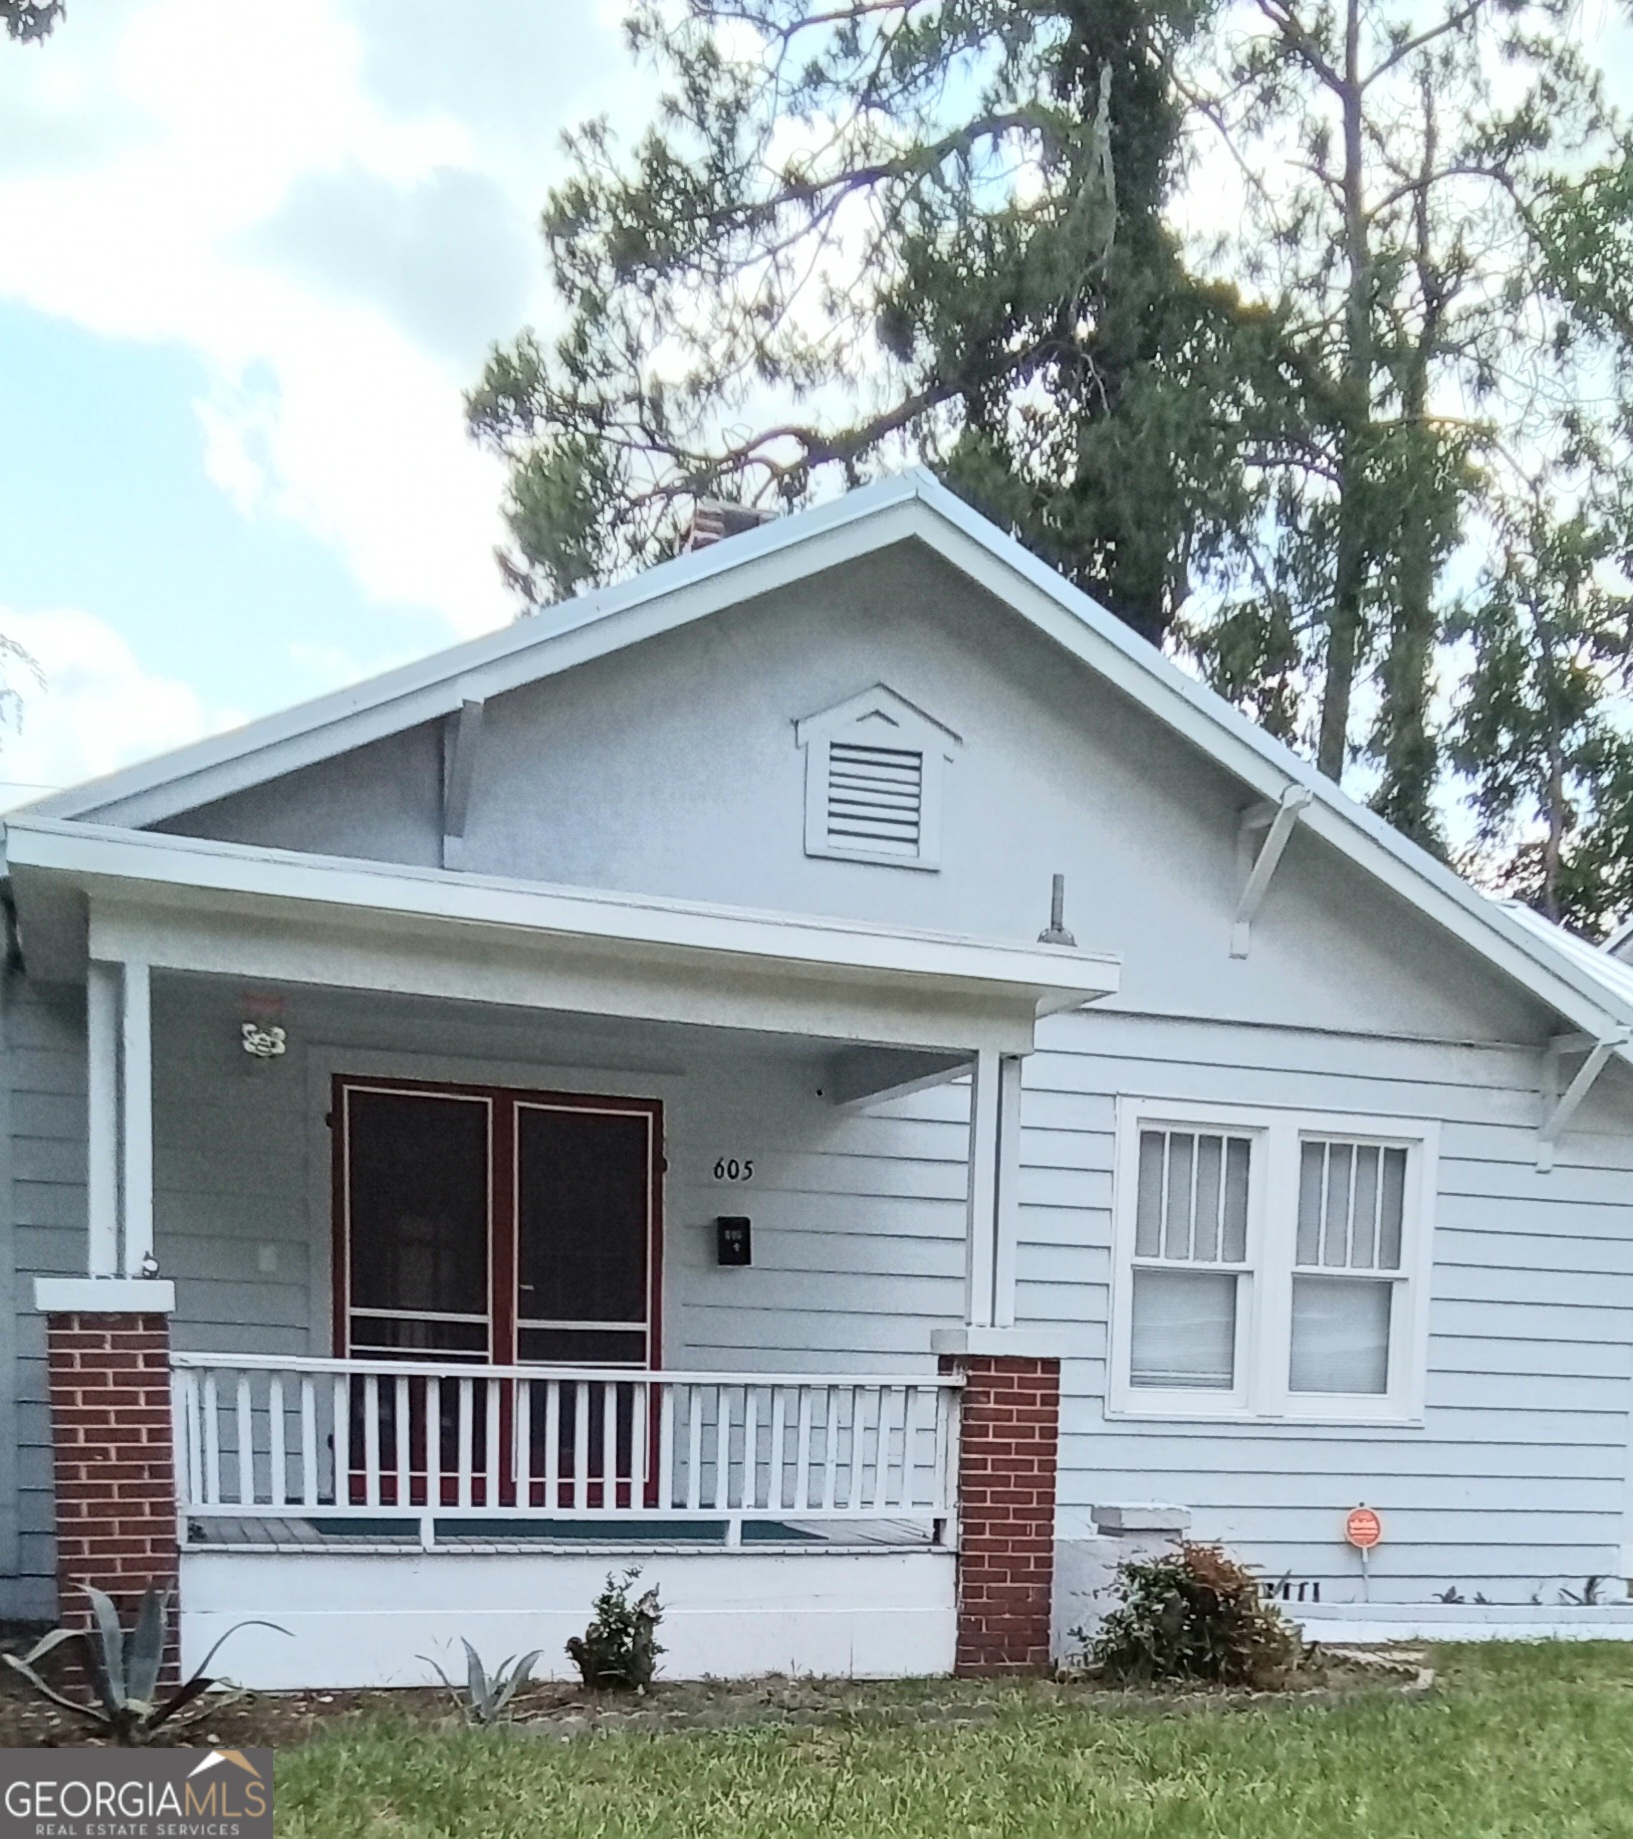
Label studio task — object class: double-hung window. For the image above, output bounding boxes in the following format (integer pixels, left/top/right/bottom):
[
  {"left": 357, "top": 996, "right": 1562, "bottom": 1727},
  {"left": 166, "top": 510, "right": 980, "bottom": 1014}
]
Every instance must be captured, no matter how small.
[{"left": 1110, "top": 1100, "right": 1436, "bottom": 1424}]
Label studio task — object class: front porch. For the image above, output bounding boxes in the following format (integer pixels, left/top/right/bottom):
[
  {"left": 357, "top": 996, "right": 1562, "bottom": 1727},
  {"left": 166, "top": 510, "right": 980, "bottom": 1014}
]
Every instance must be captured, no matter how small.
[
  {"left": 9, "top": 819, "right": 1115, "bottom": 1683},
  {"left": 173, "top": 1357, "right": 962, "bottom": 1552},
  {"left": 172, "top": 1353, "right": 963, "bottom": 1683}
]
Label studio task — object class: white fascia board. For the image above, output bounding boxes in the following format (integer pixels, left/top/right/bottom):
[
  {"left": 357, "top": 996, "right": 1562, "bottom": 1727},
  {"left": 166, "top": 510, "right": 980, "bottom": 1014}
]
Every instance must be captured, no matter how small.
[
  {"left": 18, "top": 460, "right": 1632, "bottom": 1054},
  {"left": 904, "top": 480, "right": 1633, "bottom": 1055},
  {"left": 4, "top": 817, "right": 1119, "bottom": 1013},
  {"left": 1603, "top": 914, "right": 1633, "bottom": 957},
  {"left": 23, "top": 478, "right": 931, "bottom": 830}
]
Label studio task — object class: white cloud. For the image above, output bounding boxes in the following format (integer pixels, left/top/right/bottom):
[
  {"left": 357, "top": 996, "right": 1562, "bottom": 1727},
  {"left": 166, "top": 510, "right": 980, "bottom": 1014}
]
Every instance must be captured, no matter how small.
[
  {"left": 0, "top": 0, "right": 636, "bottom": 642},
  {"left": 0, "top": 605, "right": 239, "bottom": 808}
]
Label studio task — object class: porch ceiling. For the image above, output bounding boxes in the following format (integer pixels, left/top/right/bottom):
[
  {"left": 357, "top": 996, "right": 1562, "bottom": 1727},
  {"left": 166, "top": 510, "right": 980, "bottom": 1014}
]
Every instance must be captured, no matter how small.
[{"left": 5, "top": 817, "right": 1120, "bottom": 1057}]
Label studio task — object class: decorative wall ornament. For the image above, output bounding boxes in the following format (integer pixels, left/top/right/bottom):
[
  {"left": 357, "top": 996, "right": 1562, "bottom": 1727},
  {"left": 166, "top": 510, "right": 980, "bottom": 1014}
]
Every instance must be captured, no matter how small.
[{"left": 240, "top": 1022, "right": 287, "bottom": 1060}]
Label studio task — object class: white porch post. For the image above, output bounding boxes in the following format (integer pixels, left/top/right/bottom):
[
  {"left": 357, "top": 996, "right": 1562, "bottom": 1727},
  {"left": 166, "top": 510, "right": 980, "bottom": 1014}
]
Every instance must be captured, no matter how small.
[
  {"left": 83, "top": 956, "right": 155, "bottom": 1281},
  {"left": 85, "top": 960, "right": 120, "bottom": 1277},
  {"left": 963, "top": 1049, "right": 1024, "bottom": 1329},
  {"left": 992, "top": 1054, "right": 1023, "bottom": 1329},
  {"left": 119, "top": 959, "right": 154, "bottom": 1278},
  {"left": 964, "top": 1050, "right": 999, "bottom": 1328}
]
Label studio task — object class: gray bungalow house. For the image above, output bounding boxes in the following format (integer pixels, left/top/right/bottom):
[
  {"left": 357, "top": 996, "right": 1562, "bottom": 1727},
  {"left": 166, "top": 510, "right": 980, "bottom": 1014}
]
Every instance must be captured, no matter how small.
[{"left": 3, "top": 470, "right": 1633, "bottom": 1686}]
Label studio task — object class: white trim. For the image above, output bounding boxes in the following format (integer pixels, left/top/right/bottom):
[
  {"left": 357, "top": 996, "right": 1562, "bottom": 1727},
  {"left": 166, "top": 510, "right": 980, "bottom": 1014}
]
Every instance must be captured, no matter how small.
[
  {"left": 1231, "top": 786, "right": 1312, "bottom": 957},
  {"left": 5, "top": 817, "right": 1117, "bottom": 1022},
  {"left": 1107, "top": 1097, "right": 1438, "bottom": 1427},
  {"left": 929, "top": 1327, "right": 1061, "bottom": 1358},
  {"left": 1293, "top": 1603, "right": 1633, "bottom": 1643},
  {"left": 7, "top": 469, "right": 1631, "bottom": 1081},
  {"left": 24, "top": 482, "right": 937, "bottom": 830},
  {"left": 35, "top": 1276, "right": 175, "bottom": 1314},
  {"left": 964, "top": 1048, "right": 1000, "bottom": 1329},
  {"left": 119, "top": 959, "right": 153, "bottom": 1279},
  {"left": 441, "top": 697, "right": 485, "bottom": 871},
  {"left": 1537, "top": 1029, "right": 1629, "bottom": 1170},
  {"left": 84, "top": 961, "right": 119, "bottom": 1277},
  {"left": 0, "top": 468, "right": 1629, "bottom": 1106},
  {"left": 991, "top": 1054, "right": 1023, "bottom": 1329}
]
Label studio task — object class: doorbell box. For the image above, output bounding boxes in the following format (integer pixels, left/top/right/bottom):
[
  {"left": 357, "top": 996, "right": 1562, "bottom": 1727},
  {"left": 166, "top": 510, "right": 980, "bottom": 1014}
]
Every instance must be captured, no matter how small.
[{"left": 716, "top": 1216, "right": 752, "bottom": 1266}]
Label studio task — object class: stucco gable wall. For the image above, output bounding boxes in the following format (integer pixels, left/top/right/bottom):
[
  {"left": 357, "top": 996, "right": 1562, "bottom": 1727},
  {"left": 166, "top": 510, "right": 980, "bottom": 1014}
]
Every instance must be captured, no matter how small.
[
  {"left": 160, "top": 543, "right": 1547, "bottom": 1048},
  {"left": 154, "top": 720, "right": 443, "bottom": 867}
]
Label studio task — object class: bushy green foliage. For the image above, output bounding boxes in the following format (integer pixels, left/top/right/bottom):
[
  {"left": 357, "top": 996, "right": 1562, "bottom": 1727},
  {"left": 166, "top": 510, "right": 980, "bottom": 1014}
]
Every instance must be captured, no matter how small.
[
  {"left": 2, "top": 1582, "right": 287, "bottom": 1743},
  {"left": 1090, "top": 1542, "right": 1301, "bottom": 1690},
  {"left": 566, "top": 1568, "right": 663, "bottom": 1692}
]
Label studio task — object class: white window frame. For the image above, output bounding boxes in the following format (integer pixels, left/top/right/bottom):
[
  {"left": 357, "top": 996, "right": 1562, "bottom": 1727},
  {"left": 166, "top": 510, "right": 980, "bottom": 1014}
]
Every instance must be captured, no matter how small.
[
  {"left": 1108, "top": 1097, "right": 1438, "bottom": 1426},
  {"left": 794, "top": 684, "right": 961, "bottom": 870}
]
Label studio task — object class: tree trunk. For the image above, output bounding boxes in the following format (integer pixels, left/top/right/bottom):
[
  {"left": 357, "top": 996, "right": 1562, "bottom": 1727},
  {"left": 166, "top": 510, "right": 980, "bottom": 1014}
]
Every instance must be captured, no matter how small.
[
  {"left": 1316, "top": 0, "right": 1372, "bottom": 783},
  {"left": 1374, "top": 101, "right": 1447, "bottom": 851}
]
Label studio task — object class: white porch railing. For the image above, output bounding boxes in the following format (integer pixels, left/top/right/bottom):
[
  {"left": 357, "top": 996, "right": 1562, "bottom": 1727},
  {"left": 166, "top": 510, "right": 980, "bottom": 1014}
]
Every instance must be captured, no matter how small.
[{"left": 171, "top": 1354, "right": 962, "bottom": 1550}]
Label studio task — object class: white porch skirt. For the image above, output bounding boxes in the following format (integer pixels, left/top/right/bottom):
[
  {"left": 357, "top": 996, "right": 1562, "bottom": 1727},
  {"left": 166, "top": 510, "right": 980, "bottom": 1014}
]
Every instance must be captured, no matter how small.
[{"left": 180, "top": 1547, "right": 956, "bottom": 1689}]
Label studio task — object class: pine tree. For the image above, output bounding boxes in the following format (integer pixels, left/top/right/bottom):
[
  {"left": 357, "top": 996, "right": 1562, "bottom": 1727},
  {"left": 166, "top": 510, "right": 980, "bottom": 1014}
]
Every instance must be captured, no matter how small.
[{"left": 468, "top": 0, "right": 1293, "bottom": 645}]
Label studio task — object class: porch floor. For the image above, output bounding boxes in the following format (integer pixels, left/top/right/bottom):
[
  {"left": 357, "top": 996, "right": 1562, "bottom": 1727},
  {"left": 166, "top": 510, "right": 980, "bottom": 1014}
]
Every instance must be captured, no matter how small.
[{"left": 184, "top": 1515, "right": 938, "bottom": 1554}]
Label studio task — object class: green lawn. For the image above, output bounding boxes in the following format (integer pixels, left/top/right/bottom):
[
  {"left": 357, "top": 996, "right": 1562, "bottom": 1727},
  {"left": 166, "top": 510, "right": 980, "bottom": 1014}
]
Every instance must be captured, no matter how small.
[{"left": 275, "top": 1645, "right": 1633, "bottom": 1839}]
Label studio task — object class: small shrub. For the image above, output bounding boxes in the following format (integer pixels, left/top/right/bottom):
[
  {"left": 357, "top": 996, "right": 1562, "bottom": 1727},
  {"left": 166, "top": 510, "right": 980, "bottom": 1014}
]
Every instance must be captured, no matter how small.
[
  {"left": 425, "top": 1639, "right": 541, "bottom": 1724},
  {"left": 567, "top": 1567, "right": 663, "bottom": 1692},
  {"left": 1089, "top": 1542, "right": 1302, "bottom": 1690}
]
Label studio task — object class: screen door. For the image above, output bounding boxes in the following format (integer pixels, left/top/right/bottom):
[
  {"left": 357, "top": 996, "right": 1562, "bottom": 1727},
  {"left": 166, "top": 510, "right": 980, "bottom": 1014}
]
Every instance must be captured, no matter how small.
[{"left": 335, "top": 1078, "right": 662, "bottom": 1367}]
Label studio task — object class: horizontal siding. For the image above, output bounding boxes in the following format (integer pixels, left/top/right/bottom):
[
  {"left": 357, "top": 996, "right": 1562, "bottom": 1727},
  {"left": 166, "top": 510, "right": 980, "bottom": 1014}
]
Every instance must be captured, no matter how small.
[
  {"left": 6, "top": 970, "right": 1631, "bottom": 1613},
  {"left": 2, "top": 977, "right": 86, "bottom": 1618},
  {"left": 1024, "top": 1008, "right": 1633, "bottom": 1602}
]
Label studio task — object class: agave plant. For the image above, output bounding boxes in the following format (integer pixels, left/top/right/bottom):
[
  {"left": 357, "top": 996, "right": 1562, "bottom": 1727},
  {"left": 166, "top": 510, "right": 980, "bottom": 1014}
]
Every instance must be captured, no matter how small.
[
  {"left": 424, "top": 1639, "right": 542, "bottom": 1724},
  {"left": 3, "top": 1582, "right": 288, "bottom": 1744}
]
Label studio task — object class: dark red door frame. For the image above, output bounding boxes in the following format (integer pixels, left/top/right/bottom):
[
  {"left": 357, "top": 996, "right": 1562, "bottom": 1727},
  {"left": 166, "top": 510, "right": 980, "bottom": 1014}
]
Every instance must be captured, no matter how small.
[
  {"left": 331, "top": 1073, "right": 665, "bottom": 1370},
  {"left": 332, "top": 1075, "right": 666, "bottom": 1510}
]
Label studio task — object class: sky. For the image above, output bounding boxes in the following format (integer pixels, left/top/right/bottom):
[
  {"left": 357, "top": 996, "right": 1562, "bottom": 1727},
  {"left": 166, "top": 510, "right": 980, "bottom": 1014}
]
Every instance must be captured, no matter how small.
[
  {"left": 0, "top": 0, "right": 645, "bottom": 804},
  {"left": 2, "top": 3, "right": 1630, "bottom": 815}
]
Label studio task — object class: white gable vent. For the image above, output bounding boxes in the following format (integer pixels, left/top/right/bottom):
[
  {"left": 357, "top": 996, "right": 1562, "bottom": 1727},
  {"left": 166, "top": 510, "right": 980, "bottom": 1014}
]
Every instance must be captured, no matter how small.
[{"left": 795, "top": 685, "right": 961, "bottom": 870}]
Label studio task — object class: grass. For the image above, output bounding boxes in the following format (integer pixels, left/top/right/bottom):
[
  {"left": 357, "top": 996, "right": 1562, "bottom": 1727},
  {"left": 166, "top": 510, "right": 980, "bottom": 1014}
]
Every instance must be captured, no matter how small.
[{"left": 275, "top": 1645, "right": 1633, "bottom": 1839}]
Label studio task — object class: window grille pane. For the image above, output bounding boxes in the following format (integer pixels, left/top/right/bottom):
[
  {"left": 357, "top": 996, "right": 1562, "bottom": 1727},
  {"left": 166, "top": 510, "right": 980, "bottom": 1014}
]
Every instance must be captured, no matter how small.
[
  {"left": 1222, "top": 1138, "right": 1250, "bottom": 1261},
  {"left": 1135, "top": 1131, "right": 1165, "bottom": 1256},
  {"left": 1351, "top": 1146, "right": 1381, "bottom": 1267},
  {"left": 1289, "top": 1275, "right": 1392, "bottom": 1394},
  {"left": 1130, "top": 1268, "right": 1237, "bottom": 1390},
  {"left": 1135, "top": 1128, "right": 1253, "bottom": 1266},
  {"left": 1297, "top": 1139, "right": 1407, "bottom": 1272},
  {"left": 1193, "top": 1135, "right": 1223, "bottom": 1261},
  {"left": 1321, "top": 1141, "right": 1353, "bottom": 1265},
  {"left": 1163, "top": 1132, "right": 1194, "bottom": 1259},
  {"left": 1379, "top": 1147, "right": 1406, "bottom": 1269},
  {"left": 1296, "top": 1142, "right": 1323, "bottom": 1264}
]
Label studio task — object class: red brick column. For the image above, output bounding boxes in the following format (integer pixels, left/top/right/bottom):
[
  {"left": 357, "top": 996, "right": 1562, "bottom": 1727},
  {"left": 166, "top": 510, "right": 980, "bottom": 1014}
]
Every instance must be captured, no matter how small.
[
  {"left": 46, "top": 1312, "right": 178, "bottom": 1629},
  {"left": 939, "top": 1352, "right": 1060, "bottom": 1676}
]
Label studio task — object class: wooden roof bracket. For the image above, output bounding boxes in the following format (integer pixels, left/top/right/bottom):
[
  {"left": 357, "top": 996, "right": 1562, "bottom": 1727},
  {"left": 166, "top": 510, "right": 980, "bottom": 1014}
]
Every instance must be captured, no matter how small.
[
  {"left": 1232, "top": 784, "right": 1314, "bottom": 959},
  {"left": 441, "top": 696, "right": 485, "bottom": 871},
  {"left": 1538, "top": 1026, "right": 1630, "bottom": 1171}
]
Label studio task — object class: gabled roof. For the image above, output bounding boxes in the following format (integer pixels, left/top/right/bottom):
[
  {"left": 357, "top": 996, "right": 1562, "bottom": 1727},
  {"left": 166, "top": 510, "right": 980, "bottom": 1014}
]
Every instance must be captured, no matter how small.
[{"left": 12, "top": 468, "right": 1633, "bottom": 1056}]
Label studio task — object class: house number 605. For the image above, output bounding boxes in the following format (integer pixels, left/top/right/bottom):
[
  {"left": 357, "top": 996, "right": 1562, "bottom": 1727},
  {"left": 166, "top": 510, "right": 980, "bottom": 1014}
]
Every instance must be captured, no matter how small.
[{"left": 714, "top": 1158, "right": 754, "bottom": 1181}]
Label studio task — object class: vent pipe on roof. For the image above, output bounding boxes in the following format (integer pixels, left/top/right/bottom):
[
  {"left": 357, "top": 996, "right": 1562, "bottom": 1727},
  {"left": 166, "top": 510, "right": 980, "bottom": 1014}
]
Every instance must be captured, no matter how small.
[
  {"left": 685, "top": 499, "right": 778, "bottom": 551},
  {"left": 1038, "top": 873, "right": 1077, "bottom": 947}
]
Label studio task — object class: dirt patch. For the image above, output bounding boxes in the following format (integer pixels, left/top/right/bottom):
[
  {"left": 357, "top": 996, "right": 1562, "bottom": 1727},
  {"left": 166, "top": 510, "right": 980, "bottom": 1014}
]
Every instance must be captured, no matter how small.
[{"left": 0, "top": 1646, "right": 1432, "bottom": 1750}]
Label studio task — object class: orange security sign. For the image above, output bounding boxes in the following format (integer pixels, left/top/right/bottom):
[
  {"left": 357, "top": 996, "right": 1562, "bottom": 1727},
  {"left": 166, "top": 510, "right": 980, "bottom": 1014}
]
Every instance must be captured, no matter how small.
[{"left": 1345, "top": 1506, "right": 1383, "bottom": 1549}]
